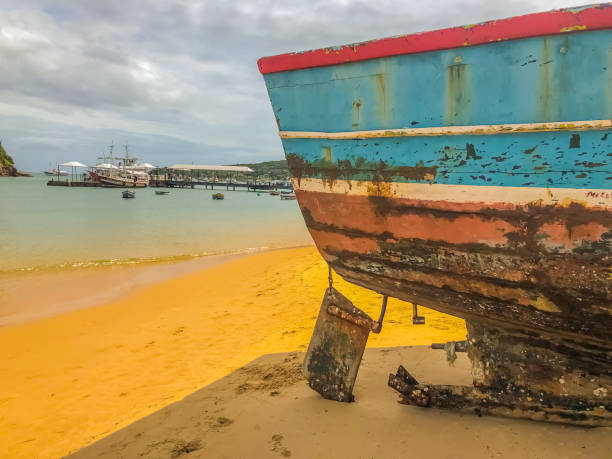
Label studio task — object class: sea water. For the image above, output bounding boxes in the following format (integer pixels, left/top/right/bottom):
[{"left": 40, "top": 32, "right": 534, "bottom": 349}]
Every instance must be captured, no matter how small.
[{"left": 0, "top": 175, "right": 312, "bottom": 272}]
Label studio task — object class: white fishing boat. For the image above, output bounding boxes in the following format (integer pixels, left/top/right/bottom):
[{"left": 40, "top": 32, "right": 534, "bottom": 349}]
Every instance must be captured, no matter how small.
[
  {"left": 91, "top": 142, "right": 150, "bottom": 188},
  {"left": 99, "top": 168, "right": 149, "bottom": 188},
  {"left": 44, "top": 169, "right": 69, "bottom": 176}
]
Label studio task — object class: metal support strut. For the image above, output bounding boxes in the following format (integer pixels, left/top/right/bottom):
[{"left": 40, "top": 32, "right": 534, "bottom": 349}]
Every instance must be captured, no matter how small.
[
  {"left": 326, "top": 265, "right": 387, "bottom": 333},
  {"left": 412, "top": 303, "right": 425, "bottom": 325}
]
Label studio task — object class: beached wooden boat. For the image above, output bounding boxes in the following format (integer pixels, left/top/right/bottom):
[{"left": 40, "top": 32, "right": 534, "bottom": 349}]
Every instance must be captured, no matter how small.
[{"left": 259, "top": 4, "right": 612, "bottom": 424}]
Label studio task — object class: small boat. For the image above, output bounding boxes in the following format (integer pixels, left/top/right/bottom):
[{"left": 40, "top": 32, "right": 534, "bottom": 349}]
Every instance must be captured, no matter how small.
[
  {"left": 280, "top": 193, "right": 296, "bottom": 200},
  {"left": 44, "top": 169, "right": 68, "bottom": 176},
  {"left": 259, "top": 4, "right": 612, "bottom": 425},
  {"left": 212, "top": 193, "right": 224, "bottom": 200},
  {"left": 122, "top": 190, "right": 135, "bottom": 199},
  {"left": 269, "top": 190, "right": 280, "bottom": 196},
  {"left": 155, "top": 190, "right": 170, "bottom": 195}
]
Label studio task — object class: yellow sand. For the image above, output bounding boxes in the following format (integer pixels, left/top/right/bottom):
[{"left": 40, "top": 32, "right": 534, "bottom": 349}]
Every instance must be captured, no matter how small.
[{"left": 0, "top": 247, "right": 466, "bottom": 458}]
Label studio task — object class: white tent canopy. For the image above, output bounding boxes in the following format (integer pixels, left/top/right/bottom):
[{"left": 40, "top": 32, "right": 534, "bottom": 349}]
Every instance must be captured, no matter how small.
[
  {"left": 60, "top": 161, "right": 88, "bottom": 168},
  {"left": 132, "top": 162, "right": 156, "bottom": 169},
  {"left": 169, "top": 164, "right": 253, "bottom": 173},
  {"left": 96, "top": 163, "right": 119, "bottom": 169}
]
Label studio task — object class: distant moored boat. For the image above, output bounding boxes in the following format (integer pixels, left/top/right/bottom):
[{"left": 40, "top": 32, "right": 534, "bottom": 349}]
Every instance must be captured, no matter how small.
[{"left": 44, "top": 169, "right": 68, "bottom": 176}]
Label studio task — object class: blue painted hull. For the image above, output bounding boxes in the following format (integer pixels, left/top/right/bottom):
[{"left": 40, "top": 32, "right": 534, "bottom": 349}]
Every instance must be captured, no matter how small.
[
  {"left": 264, "top": 31, "right": 612, "bottom": 131},
  {"left": 281, "top": 131, "right": 611, "bottom": 190},
  {"left": 262, "top": 27, "right": 612, "bottom": 339}
]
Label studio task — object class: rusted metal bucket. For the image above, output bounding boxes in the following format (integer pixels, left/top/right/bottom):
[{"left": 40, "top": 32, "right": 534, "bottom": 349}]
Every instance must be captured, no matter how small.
[{"left": 303, "top": 286, "right": 385, "bottom": 402}]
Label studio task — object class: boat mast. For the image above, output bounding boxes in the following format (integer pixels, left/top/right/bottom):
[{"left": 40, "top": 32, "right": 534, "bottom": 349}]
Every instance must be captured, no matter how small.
[
  {"left": 96, "top": 141, "right": 115, "bottom": 164},
  {"left": 123, "top": 143, "right": 128, "bottom": 174}
]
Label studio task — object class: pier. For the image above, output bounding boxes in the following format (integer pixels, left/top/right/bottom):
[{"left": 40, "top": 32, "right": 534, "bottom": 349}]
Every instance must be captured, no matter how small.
[
  {"left": 47, "top": 179, "right": 100, "bottom": 187},
  {"left": 47, "top": 163, "right": 293, "bottom": 192},
  {"left": 47, "top": 178, "right": 292, "bottom": 191},
  {"left": 149, "top": 164, "right": 292, "bottom": 191},
  {"left": 150, "top": 180, "right": 291, "bottom": 191}
]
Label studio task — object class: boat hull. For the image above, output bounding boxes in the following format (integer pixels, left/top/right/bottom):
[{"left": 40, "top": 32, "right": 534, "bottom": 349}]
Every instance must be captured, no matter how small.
[
  {"left": 99, "top": 176, "right": 148, "bottom": 188},
  {"left": 259, "top": 4, "right": 612, "bottom": 420},
  {"left": 292, "top": 183, "right": 610, "bottom": 341}
]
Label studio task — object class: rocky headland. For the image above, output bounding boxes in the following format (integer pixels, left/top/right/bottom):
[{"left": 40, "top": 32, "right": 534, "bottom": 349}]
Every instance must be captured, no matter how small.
[{"left": 0, "top": 141, "right": 30, "bottom": 177}]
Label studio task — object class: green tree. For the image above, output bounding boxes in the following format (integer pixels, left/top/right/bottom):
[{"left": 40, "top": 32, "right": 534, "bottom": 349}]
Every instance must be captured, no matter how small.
[
  {"left": 0, "top": 140, "right": 15, "bottom": 169},
  {"left": 232, "top": 160, "right": 288, "bottom": 181}
]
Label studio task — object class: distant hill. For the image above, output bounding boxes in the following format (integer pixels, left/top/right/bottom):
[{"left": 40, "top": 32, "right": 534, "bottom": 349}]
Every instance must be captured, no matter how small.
[{"left": 232, "top": 160, "right": 288, "bottom": 180}]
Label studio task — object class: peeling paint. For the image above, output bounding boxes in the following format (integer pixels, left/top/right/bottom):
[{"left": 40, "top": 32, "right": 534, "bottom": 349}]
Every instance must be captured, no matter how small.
[
  {"left": 279, "top": 120, "right": 612, "bottom": 140},
  {"left": 286, "top": 153, "right": 440, "bottom": 189},
  {"left": 259, "top": 4, "right": 612, "bottom": 74},
  {"left": 560, "top": 25, "right": 588, "bottom": 32},
  {"left": 446, "top": 63, "right": 470, "bottom": 126}
]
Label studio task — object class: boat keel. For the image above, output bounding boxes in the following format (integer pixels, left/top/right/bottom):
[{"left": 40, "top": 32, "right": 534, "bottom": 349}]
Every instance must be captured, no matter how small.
[{"left": 389, "top": 321, "right": 612, "bottom": 426}]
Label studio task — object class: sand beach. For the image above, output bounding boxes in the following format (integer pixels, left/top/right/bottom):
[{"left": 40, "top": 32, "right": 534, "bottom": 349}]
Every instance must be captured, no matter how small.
[
  {"left": 0, "top": 247, "right": 468, "bottom": 458},
  {"left": 71, "top": 348, "right": 612, "bottom": 459}
]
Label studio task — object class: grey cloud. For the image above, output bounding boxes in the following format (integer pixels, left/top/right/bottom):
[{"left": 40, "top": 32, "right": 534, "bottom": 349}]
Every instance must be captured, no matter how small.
[{"left": 0, "top": 0, "right": 587, "bottom": 171}]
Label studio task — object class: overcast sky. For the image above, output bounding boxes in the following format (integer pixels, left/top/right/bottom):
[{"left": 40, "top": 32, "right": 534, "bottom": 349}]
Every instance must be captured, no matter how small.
[{"left": 0, "top": 0, "right": 587, "bottom": 170}]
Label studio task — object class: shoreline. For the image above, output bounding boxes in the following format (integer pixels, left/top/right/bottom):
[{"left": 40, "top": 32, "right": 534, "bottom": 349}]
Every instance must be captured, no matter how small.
[
  {"left": 0, "top": 247, "right": 467, "bottom": 458},
  {"left": 0, "top": 245, "right": 312, "bottom": 327}
]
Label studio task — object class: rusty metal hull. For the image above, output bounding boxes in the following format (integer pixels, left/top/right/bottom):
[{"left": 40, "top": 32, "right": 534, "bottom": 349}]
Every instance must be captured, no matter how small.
[
  {"left": 259, "top": 4, "right": 612, "bottom": 422},
  {"left": 294, "top": 186, "right": 611, "bottom": 421},
  {"left": 303, "top": 287, "right": 371, "bottom": 402},
  {"left": 295, "top": 189, "right": 610, "bottom": 343}
]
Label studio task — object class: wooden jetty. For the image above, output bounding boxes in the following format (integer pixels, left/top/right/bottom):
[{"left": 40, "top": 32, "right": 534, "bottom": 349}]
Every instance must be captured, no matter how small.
[
  {"left": 46, "top": 163, "right": 293, "bottom": 193},
  {"left": 47, "top": 180, "right": 100, "bottom": 187}
]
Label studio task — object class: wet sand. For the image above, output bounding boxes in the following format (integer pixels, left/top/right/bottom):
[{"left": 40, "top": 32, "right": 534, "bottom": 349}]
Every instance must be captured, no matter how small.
[
  {"left": 0, "top": 247, "right": 466, "bottom": 458},
  {"left": 0, "top": 251, "right": 267, "bottom": 327},
  {"left": 70, "top": 347, "right": 612, "bottom": 459}
]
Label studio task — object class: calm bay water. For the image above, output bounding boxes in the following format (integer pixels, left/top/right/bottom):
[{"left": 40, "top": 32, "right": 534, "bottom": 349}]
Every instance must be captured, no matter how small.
[{"left": 0, "top": 175, "right": 312, "bottom": 272}]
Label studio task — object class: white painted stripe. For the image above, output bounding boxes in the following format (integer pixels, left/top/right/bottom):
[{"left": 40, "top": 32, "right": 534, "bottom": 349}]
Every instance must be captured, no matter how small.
[
  {"left": 280, "top": 119, "right": 612, "bottom": 139},
  {"left": 293, "top": 177, "right": 612, "bottom": 210}
]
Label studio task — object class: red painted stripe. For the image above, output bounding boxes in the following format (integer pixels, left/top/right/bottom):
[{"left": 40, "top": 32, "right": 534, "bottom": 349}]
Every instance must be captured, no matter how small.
[
  {"left": 258, "top": 4, "right": 612, "bottom": 74},
  {"left": 297, "top": 191, "right": 516, "bottom": 247},
  {"left": 297, "top": 190, "right": 611, "bottom": 250},
  {"left": 309, "top": 229, "right": 380, "bottom": 255}
]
